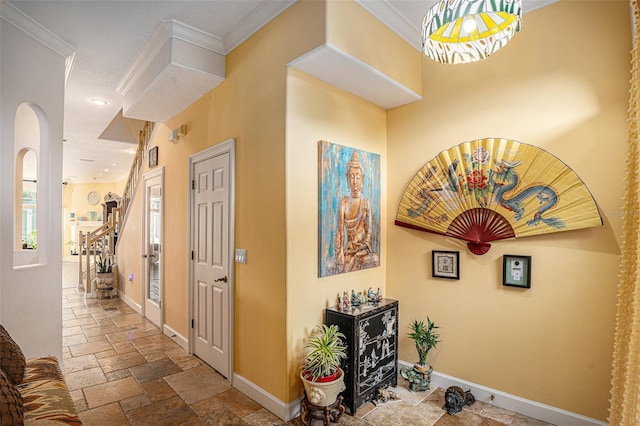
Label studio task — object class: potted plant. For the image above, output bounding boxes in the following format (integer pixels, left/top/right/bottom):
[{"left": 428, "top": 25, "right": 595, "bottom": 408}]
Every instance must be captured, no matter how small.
[
  {"left": 401, "top": 317, "right": 440, "bottom": 391},
  {"left": 95, "top": 252, "right": 114, "bottom": 290},
  {"left": 65, "top": 240, "right": 78, "bottom": 255},
  {"left": 408, "top": 317, "right": 440, "bottom": 369},
  {"left": 300, "top": 324, "right": 347, "bottom": 406}
]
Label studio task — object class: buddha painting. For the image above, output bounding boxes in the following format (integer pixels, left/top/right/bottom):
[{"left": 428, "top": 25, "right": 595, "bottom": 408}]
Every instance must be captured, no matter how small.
[{"left": 319, "top": 141, "right": 380, "bottom": 277}]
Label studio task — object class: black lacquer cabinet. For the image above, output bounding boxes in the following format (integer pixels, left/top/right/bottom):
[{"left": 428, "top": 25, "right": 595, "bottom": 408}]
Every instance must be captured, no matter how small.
[{"left": 325, "top": 298, "right": 398, "bottom": 414}]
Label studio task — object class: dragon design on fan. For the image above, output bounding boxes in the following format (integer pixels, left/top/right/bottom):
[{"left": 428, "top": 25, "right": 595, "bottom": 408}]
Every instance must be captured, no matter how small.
[
  {"left": 406, "top": 165, "right": 448, "bottom": 225},
  {"left": 394, "top": 138, "right": 602, "bottom": 255},
  {"left": 489, "top": 159, "right": 565, "bottom": 229}
]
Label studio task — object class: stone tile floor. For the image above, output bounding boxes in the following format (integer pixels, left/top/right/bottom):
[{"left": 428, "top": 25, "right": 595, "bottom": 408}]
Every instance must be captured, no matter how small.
[{"left": 63, "top": 260, "right": 552, "bottom": 425}]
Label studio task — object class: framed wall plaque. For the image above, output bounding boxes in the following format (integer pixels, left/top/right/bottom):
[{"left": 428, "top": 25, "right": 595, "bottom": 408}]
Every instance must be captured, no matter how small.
[
  {"left": 149, "top": 146, "right": 158, "bottom": 168},
  {"left": 432, "top": 250, "right": 459, "bottom": 280},
  {"left": 503, "top": 254, "right": 531, "bottom": 288}
]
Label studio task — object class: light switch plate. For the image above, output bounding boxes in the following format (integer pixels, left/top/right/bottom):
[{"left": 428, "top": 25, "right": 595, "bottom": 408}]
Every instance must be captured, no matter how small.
[{"left": 235, "top": 248, "right": 247, "bottom": 264}]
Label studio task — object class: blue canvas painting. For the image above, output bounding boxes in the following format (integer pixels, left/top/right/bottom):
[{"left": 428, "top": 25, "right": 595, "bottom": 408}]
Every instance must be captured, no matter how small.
[{"left": 318, "top": 141, "right": 381, "bottom": 277}]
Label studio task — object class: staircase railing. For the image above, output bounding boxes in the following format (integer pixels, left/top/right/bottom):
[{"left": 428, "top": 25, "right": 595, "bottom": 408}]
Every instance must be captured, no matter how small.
[
  {"left": 78, "top": 121, "right": 154, "bottom": 295},
  {"left": 121, "top": 121, "right": 153, "bottom": 219},
  {"left": 78, "top": 206, "right": 120, "bottom": 296}
]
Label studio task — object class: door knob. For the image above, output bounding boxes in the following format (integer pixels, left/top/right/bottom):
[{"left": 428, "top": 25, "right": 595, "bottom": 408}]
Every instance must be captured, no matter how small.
[{"left": 214, "top": 276, "right": 228, "bottom": 283}]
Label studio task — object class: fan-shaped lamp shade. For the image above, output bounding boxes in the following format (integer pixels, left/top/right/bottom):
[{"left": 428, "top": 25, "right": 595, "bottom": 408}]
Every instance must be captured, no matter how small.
[
  {"left": 422, "top": 0, "right": 522, "bottom": 64},
  {"left": 394, "top": 138, "right": 603, "bottom": 254}
]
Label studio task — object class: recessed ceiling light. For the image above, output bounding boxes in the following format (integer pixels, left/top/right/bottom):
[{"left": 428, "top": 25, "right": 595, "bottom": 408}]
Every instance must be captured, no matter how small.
[
  {"left": 126, "top": 149, "right": 135, "bottom": 154},
  {"left": 90, "top": 98, "right": 107, "bottom": 106}
]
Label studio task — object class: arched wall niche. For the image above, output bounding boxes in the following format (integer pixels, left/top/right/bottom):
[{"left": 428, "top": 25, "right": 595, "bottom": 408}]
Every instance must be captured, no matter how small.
[
  {"left": 13, "top": 102, "right": 49, "bottom": 267},
  {"left": 15, "top": 149, "right": 37, "bottom": 250}
]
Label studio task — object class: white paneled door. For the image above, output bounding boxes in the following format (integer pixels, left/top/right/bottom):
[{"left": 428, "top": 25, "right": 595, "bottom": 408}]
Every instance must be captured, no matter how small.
[{"left": 191, "top": 142, "right": 233, "bottom": 378}]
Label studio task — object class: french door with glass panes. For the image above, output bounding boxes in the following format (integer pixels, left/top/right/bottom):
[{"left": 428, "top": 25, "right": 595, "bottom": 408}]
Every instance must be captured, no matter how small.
[{"left": 144, "top": 169, "right": 163, "bottom": 327}]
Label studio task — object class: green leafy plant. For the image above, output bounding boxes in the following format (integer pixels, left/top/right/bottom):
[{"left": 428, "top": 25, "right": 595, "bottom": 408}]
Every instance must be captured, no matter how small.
[
  {"left": 65, "top": 240, "right": 78, "bottom": 254},
  {"left": 96, "top": 253, "right": 113, "bottom": 273},
  {"left": 26, "top": 230, "right": 37, "bottom": 249},
  {"left": 408, "top": 317, "right": 440, "bottom": 366},
  {"left": 302, "top": 324, "right": 347, "bottom": 382}
]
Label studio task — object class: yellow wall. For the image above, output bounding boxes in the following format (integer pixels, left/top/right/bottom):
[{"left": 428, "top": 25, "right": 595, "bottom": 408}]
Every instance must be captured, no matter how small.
[
  {"left": 112, "top": 0, "right": 630, "bottom": 419},
  {"left": 285, "top": 68, "right": 387, "bottom": 398},
  {"left": 386, "top": 2, "right": 630, "bottom": 421},
  {"left": 115, "top": 176, "right": 144, "bottom": 307},
  {"left": 325, "top": 0, "right": 421, "bottom": 96},
  {"left": 116, "top": 0, "right": 327, "bottom": 402}
]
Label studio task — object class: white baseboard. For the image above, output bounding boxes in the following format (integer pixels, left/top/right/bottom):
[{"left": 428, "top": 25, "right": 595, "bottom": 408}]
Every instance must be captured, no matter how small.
[
  {"left": 233, "top": 361, "right": 608, "bottom": 424},
  {"left": 232, "top": 372, "right": 301, "bottom": 422},
  {"left": 163, "top": 324, "right": 188, "bottom": 351},
  {"left": 398, "top": 360, "right": 606, "bottom": 426},
  {"left": 118, "top": 290, "right": 142, "bottom": 314}
]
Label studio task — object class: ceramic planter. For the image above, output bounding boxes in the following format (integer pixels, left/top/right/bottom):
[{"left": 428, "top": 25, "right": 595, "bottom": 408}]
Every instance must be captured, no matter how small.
[
  {"left": 95, "top": 272, "right": 114, "bottom": 289},
  {"left": 300, "top": 368, "right": 345, "bottom": 406}
]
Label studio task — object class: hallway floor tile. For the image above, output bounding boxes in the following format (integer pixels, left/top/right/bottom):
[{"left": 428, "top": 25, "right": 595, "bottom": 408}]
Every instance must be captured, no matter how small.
[{"left": 63, "top": 260, "right": 552, "bottom": 425}]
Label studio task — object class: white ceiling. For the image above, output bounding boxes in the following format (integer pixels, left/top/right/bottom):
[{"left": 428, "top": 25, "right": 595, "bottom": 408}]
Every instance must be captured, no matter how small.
[{"left": 4, "top": 0, "right": 555, "bottom": 184}]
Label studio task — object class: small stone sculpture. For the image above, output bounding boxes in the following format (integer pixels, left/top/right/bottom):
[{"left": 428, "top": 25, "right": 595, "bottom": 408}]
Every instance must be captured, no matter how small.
[
  {"left": 357, "top": 291, "right": 367, "bottom": 305},
  {"left": 400, "top": 364, "right": 433, "bottom": 392},
  {"left": 443, "top": 386, "right": 476, "bottom": 415},
  {"left": 342, "top": 291, "right": 350, "bottom": 311},
  {"left": 372, "top": 388, "right": 400, "bottom": 405},
  {"left": 351, "top": 290, "right": 359, "bottom": 306},
  {"left": 367, "top": 287, "right": 382, "bottom": 304}
]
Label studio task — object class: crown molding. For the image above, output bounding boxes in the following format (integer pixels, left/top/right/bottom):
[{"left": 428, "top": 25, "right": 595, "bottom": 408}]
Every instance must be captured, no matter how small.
[
  {"left": 223, "top": 0, "right": 297, "bottom": 53},
  {"left": 1, "top": 1, "right": 76, "bottom": 83},
  {"left": 165, "top": 19, "right": 225, "bottom": 54},
  {"left": 356, "top": 0, "right": 560, "bottom": 52},
  {"left": 289, "top": 43, "right": 421, "bottom": 110},
  {"left": 355, "top": 0, "right": 422, "bottom": 50},
  {"left": 117, "top": 19, "right": 224, "bottom": 96}
]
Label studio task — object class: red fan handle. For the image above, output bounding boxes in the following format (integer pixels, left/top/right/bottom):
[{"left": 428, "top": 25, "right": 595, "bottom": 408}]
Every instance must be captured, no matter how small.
[{"left": 467, "top": 241, "right": 491, "bottom": 255}]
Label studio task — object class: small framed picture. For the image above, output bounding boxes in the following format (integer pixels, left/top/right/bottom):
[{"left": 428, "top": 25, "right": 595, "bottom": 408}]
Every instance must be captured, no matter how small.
[
  {"left": 432, "top": 250, "right": 459, "bottom": 280},
  {"left": 149, "top": 146, "right": 158, "bottom": 168},
  {"left": 502, "top": 255, "right": 531, "bottom": 288}
]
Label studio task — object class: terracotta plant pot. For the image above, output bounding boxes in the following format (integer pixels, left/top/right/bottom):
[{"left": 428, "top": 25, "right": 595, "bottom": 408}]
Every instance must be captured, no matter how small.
[{"left": 300, "top": 368, "right": 346, "bottom": 406}]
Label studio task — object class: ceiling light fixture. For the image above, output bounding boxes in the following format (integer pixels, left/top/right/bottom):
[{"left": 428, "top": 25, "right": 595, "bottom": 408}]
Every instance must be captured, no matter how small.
[
  {"left": 90, "top": 98, "right": 107, "bottom": 106},
  {"left": 422, "top": 0, "right": 522, "bottom": 64},
  {"left": 462, "top": 17, "right": 477, "bottom": 33}
]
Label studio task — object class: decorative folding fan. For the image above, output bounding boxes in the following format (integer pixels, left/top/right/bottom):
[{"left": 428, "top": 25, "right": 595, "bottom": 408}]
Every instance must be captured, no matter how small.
[{"left": 395, "top": 138, "right": 603, "bottom": 254}]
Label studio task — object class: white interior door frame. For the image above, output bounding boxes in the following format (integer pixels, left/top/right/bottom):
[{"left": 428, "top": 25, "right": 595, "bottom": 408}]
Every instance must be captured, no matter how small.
[
  {"left": 188, "top": 139, "right": 235, "bottom": 382},
  {"left": 142, "top": 167, "right": 164, "bottom": 327}
]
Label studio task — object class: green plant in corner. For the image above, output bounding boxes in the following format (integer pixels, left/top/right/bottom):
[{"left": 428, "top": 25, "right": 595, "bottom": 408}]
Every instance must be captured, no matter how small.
[
  {"left": 408, "top": 317, "right": 440, "bottom": 366},
  {"left": 302, "top": 324, "right": 347, "bottom": 382}
]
